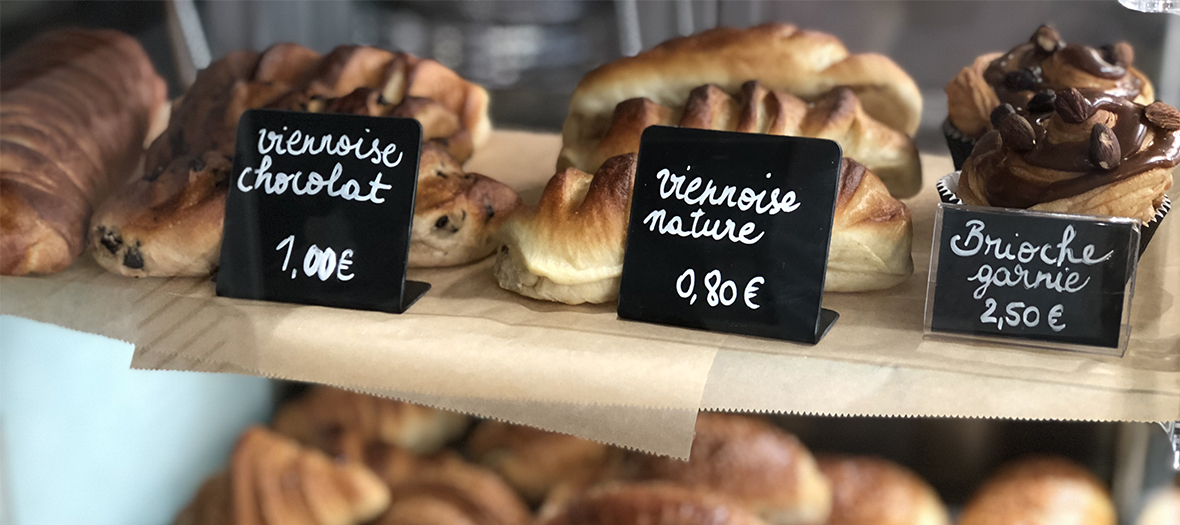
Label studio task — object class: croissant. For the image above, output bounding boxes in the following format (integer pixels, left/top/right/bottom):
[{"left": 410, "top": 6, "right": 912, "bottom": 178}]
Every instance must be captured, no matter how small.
[
  {"left": 817, "top": 456, "right": 949, "bottom": 525},
  {"left": 0, "top": 29, "right": 166, "bottom": 275},
  {"left": 90, "top": 43, "right": 515, "bottom": 277},
  {"left": 173, "top": 426, "right": 390, "bottom": 525},
  {"left": 959, "top": 94, "right": 1178, "bottom": 223},
  {"left": 466, "top": 421, "right": 617, "bottom": 504},
  {"left": 495, "top": 154, "right": 912, "bottom": 305},
  {"left": 946, "top": 25, "right": 1154, "bottom": 141},
  {"left": 272, "top": 386, "right": 469, "bottom": 463},
  {"left": 957, "top": 456, "right": 1115, "bottom": 525},
  {"left": 537, "top": 482, "right": 770, "bottom": 525},
  {"left": 565, "top": 81, "right": 921, "bottom": 198}
]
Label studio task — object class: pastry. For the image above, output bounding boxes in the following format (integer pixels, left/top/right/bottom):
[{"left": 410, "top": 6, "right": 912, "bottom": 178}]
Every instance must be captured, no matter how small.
[
  {"left": 173, "top": 426, "right": 390, "bottom": 525},
  {"left": 561, "top": 24, "right": 923, "bottom": 181},
  {"left": 621, "top": 413, "right": 832, "bottom": 525},
  {"left": 466, "top": 421, "right": 617, "bottom": 504},
  {"left": 495, "top": 155, "right": 912, "bottom": 304},
  {"left": 958, "top": 92, "right": 1178, "bottom": 223},
  {"left": 536, "top": 482, "right": 770, "bottom": 525},
  {"left": 945, "top": 25, "right": 1154, "bottom": 166},
  {"left": 90, "top": 43, "right": 517, "bottom": 277},
  {"left": 1137, "top": 485, "right": 1180, "bottom": 525},
  {"left": 957, "top": 456, "right": 1116, "bottom": 525},
  {"left": 365, "top": 444, "right": 531, "bottom": 525},
  {"left": 816, "top": 456, "right": 949, "bottom": 525},
  {"left": 0, "top": 29, "right": 166, "bottom": 275},
  {"left": 563, "top": 81, "right": 921, "bottom": 198},
  {"left": 272, "top": 386, "right": 469, "bottom": 463}
]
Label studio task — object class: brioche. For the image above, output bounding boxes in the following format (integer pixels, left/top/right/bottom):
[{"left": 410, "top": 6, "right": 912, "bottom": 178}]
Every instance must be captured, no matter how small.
[
  {"left": 90, "top": 43, "right": 512, "bottom": 277},
  {"left": 817, "top": 456, "right": 949, "bottom": 525},
  {"left": 564, "top": 81, "right": 921, "bottom": 198},
  {"left": 537, "top": 482, "right": 770, "bottom": 525},
  {"left": 957, "top": 456, "right": 1116, "bottom": 525},
  {"left": 466, "top": 421, "right": 617, "bottom": 504},
  {"left": 1, "top": 29, "right": 166, "bottom": 275},
  {"left": 173, "top": 426, "right": 390, "bottom": 525},
  {"left": 495, "top": 155, "right": 912, "bottom": 304},
  {"left": 272, "top": 386, "right": 469, "bottom": 463}
]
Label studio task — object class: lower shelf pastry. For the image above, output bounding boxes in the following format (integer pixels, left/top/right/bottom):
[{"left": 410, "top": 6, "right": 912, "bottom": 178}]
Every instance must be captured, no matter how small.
[
  {"left": 495, "top": 155, "right": 913, "bottom": 305},
  {"left": 466, "top": 420, "right": 617, "bottom": 504},
  {"left": 816, "top": 456, "right": 949, "bottom": 525},
  {"left": 89, "top": 43, "right": 518, "bottom": 277},
  {"left": 173, "top": 426, "right": 390, "bottom": 525},
  {"left": 1137, "top": 485, "right": 1180, "bottom": 525},
  {"left": 957, "top": 456, "right": 1116, "bottom": 525},
  {"left": 536, "top": 483, "right": 770, "bottom": 525}
]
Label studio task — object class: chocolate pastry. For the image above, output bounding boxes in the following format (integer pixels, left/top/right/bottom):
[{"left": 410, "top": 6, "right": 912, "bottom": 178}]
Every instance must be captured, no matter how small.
[
  {"left": 563, "top": 81, "right": 921, "bottom": 198},
  {"left": 536, "top": 483, "right": 770, "bottom": 525},
  {"left": 173, "top": 426, "right": 390, "bottom": 525},
  {"left": 1, "top": 29, "right": 166, "bottom": 275},
  {"left": 90, "top": 43, "right": 517, "bottom": 277},
  {"left": 947, "top": 25, "right": 1154, "bottom": 141},
  {"left": 495, "top": 154, "right": 912, "bottom": 305},
  {"left": 817, "top": 456, "right": 949, "bottom": 525},
  {"left": 958, "top": 456, "right": 1115, "bottom": 525},
  {"left": 959, "top": 94, "right": 1177, "bottom": 222}
]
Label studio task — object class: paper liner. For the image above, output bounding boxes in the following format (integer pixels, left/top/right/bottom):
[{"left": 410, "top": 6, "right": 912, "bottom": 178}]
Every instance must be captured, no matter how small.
[
  {"left": 942, "top": 119, "right": 977, "bottom": 171},
  {"left": 936, "top": 172, "right": 1170, "bottom": 256}
]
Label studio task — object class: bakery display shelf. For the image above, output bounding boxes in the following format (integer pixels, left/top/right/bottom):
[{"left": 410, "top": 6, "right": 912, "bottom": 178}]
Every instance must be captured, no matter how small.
[{"left": 3, "top": 130, "right": 1178, "bottom": 457}]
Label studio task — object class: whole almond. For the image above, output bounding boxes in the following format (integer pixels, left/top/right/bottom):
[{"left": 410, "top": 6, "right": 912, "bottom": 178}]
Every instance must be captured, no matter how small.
[
  {"left": 1054, "top": 88, "right": 1093, "bottom": 123},
  {"left": 990, "top": 103, "right": 1016, "bottom": 128},
  {"left": 998, "top": 114, "right": 1036, "bottom": 152},
  {"left": 1028, "top": 91, "right": 1057, "bottom": 113},
  {"left": 1032, "top": 25, "right": 1064, "bottom": 53},
  {"left": 1100, "top": 42, "right": 1134, "bottom": 67},
  {"left": 1144, "top": 101, "right": 1180, "bottom": 131},
  {"left": 1004, "top": 69, "right": 1037, "bottom": 91},
  {"left": 1089, "top": 123, "right": 1121, "bottom": 170}
]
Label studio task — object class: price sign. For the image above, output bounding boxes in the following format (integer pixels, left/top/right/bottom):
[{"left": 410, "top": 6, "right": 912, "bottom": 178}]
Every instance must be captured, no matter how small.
[
  {"left": 926, "top": 204, "right": 1140, "bottom": 353},
  {"left": 216, "top": 109, "right": 429, "bottom": 313},
  {"left": 617, "top": 126, "right": 841, "bottom": 344}
]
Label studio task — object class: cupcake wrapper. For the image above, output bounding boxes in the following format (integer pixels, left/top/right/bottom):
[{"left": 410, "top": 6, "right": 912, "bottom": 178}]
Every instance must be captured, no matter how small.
[
  {"left": 942, "top": 119, "right": 977, "bottom": 171},
  {"left": 936, "top": 172, "right": 1169, "bottom": 256}
]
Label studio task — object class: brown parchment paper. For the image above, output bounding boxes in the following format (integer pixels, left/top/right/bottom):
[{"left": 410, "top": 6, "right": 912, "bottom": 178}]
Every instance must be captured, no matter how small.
[{"left": 2, "top": 131, "right": 1178, "bottom": 459}]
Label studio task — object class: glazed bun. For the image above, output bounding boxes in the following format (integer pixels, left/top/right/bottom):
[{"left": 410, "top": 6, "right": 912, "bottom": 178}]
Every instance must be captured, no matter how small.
[
  {"left": 958, "top": 456, "right": 1116, "bottom": 525},
  {"left": 817, "top": 455, "right": 949, "bottom": 525},
  {"left": 537, "top": 482, "right": 770, "bottom": 525}
]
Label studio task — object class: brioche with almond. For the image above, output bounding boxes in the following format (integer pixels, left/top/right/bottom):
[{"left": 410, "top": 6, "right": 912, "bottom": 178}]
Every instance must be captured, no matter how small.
[
  {"left": 957, "top": 456, "right": 1116, "bottom": 525},
  {"left": 466, "top": 421, "right": 617, "bottom": 504},
  {"left": 173, "top": 426, "right": 390, "bottom": 525},
  {"left": 622, "top": 413, "right": 832, "bottom": 525},
  {"left": 817, "top": 456, "right": 949, "bottom": 525},
  {"left": 272, "top": 386, "right": 469, "bottom": 463},
  {"left": 565, "top": 81, "right": 921, "bottom": 198},
  {"left": 90, "top": 43, "right": 514, "bottom": 277},
  {"left": 537, "top": 483, "right": 770, "bottom": 525},
  {"left": 1, "top": 29, "right": 166, "bottom": 275},
  {"left": 495, "top": 155, "right": 912, "bottom": 304}
]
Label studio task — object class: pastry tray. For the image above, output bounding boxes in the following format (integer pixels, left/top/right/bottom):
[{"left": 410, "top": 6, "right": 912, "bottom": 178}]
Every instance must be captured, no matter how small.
[{"left": 3, "top": 131, "right": 1178, "bottom": 458}]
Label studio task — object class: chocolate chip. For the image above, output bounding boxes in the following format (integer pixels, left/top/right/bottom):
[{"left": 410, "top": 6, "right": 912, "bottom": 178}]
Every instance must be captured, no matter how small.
[
  {"left": 1004, "top": 69, "right": 1037, "bottom": 91},
  {"left": 1089, "top": 123, "right": 1121, "bottom": 170},
  {"left": 1032, "top": 24, "right": 1063, "bottom": 53},
  {"left": 997, "top": 114, "right": 1037, "bottom": 152},
  {"left": 1144, "top": 101, "right": 1180, "bottom": 131},
  {"left": 435, "top": 169, "right": 447, "bottom": 178},
  {"left": 123, "top": 246, "right": 144, "bottom": 269},
  {"left": 188, "top": 155, "right": 206, "bottom": 172},
  {"left": 144, "top": 164, "right": 166, "bottom": 182},
  {"left": 97, "top": 226, "right": 122, "bottom": 254},
  {"left": 1100, "top": 42, "right": 1134, "bottom": 67},
  {"left": 1028, "top": 91, "right": 1057, "bottom": 114},
  {"left": 434, "top": 215, "right": 449, "bottom": 229},
  {"left": 1054, "top": 88, "right": 1093, "bottom": 124},
  {"left": 485, "top": 203, "right": 496, "bottom": 220},
  {"left": 990, "top": 103, "right": 1017, "bottom": 128}
]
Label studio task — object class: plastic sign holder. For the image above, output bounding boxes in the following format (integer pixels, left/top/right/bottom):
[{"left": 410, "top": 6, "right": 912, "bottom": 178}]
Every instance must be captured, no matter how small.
[
  {"left": 924, "top": 203, "right": 1140, "bottom": 356},
  {"left": 217, "top": 109, "right": 429, "bottom": 314}
]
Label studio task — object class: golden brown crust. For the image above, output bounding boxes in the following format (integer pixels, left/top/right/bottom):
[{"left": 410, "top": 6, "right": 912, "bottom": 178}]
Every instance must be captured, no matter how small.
[
  {"left": 90, "top": 43, "right": 502, "bottom": 277},
  {"left": 816, "top": 456, "right": 949, "bottom": 525},
  {"left": 1137, "top": 486, "right": 1180, "bottom": 525},
  {"left": 173, "top": 426, "right": 390, "bottom": 525},
  {"left": 0, "top": 29, "right": 166, "bottom": 275},
  {"left": 958, "top": 456, "right": 1116, "bottom": 525},
  {"left": 466, "top": 421, "right": 616, "bottom": 504},
  {"left": 272, "top": 386, "right": 470, "bottom": 463},
  {"left": 623, "top": 413, "right": 831, "bottom": 525},
  {"left": 562, "top": 79, "right": 921, "bottom": 198},
  {"left": 537, "top": 482, "right": 770, "bottom": 525}
]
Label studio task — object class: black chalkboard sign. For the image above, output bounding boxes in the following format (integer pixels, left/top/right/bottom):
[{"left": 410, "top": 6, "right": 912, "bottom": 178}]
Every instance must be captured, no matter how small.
[
  {"left": 216, "top": 109, "right": 429, "bottom": 313},
  {"left": 617, "top": 126, "right": 841, "bottom": 344},
  {"left": 928, "top": 204, "right": 1140, "bottom": 350}
]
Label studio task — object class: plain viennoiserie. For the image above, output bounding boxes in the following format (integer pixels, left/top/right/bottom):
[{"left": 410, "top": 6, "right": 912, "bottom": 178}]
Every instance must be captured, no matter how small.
[
  {"left": 89, "top": 43, "right": 516, "bottom": 277},
  {"left": 957, "top": 456, "right": 1116, "bottom": 525},
  {"left": 622, "top": 413, "right": 832, "bottom": 525},
  {"left": 1137, "top": 486, "right": 1180, "bottom": 525},
  {"left": 466, "top": 420, "right": 617, "bottom": 504},
  {"left": 1, "top": 29, "right": 166, "bottom": 275},
  {"left": 817, "top": 456, "right": 949, "bottom": 525},
  {"left": 173, "top": 427, "right": 391, "bottom": 525},
  {"left": 537, "top": 482, "right": 771, "bottom": 525}
]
